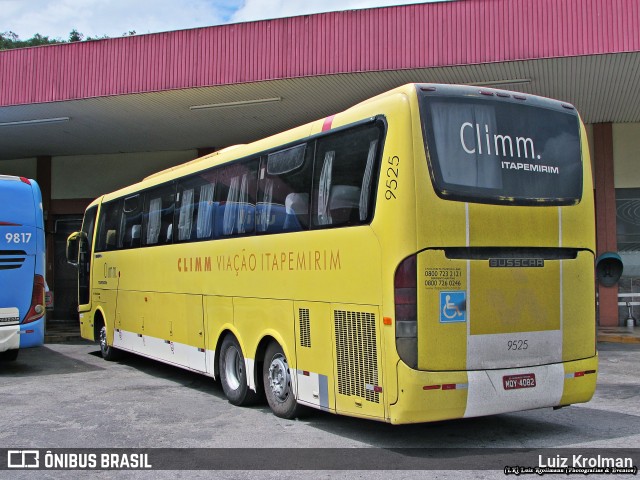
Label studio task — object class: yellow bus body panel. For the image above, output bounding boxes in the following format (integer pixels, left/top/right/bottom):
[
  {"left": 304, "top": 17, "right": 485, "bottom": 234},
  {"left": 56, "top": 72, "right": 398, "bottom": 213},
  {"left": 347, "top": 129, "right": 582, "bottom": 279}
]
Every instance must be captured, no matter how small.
[{"left": 78, "top": 84, "right": 598, "bottom": 424}]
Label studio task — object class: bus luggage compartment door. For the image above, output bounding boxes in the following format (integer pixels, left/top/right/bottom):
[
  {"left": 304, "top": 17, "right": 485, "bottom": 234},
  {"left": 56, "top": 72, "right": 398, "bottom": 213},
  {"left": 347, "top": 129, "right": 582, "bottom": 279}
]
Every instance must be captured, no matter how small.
[{"left": 417, "top": 249, "right": 595, "bottom": 371}]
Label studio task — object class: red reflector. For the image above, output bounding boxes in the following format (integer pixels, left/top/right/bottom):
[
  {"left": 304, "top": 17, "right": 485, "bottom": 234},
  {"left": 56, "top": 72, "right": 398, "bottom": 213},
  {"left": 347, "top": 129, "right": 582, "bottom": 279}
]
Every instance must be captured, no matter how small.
[
  {"left": 423, "top": 385, "right": 441, "bottom": 390},
  {"left": 20, "top": 177, "right": 31, "bottom": 185},
  {"left": 0, "top": 221, "right": 21, "bottom": 226},
  {"left": 480, "top": 90, "right": 494, "bottom": 96},
  {"left": 303, "top": 371, "right": 310, "bottom": 376},
  {"left": 322, "top": 115, "right": 335, "bottom": 132},
  {"left": 373, "top": 386, "right": 383, "bottom": 393},
  {"left": 574, "top": 371, "right": 585, "bottom": 377},
  {"left": 26, "top": 329, "right": 34, "bottom": 334},
  {"left": 442, "top": 384, "right": 456, "bottom": 390}
]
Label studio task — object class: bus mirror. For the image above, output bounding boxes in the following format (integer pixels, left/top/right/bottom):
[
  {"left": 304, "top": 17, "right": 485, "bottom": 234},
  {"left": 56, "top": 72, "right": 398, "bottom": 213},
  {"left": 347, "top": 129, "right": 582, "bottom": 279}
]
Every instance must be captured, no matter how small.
[
  {"left": 66, "top": 231, "right": 82, "bottom": 267},
  {"left": 596, "top": 252, "right": 623, "bottom": 287}
]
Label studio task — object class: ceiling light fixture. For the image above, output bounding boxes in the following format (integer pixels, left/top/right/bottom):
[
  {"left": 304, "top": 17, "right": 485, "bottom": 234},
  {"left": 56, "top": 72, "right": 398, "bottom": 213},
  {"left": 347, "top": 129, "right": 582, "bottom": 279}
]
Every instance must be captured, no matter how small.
[
  {"left": 0, "top": 117, "right": 71, "bottom": 127},
  {"left": 190, "top": 97, "right": 282, "bottom": 110}
]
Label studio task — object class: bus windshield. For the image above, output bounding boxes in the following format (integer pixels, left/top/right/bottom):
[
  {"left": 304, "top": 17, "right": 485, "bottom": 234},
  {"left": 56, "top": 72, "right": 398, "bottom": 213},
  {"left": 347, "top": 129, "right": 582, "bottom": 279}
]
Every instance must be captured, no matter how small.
[
  {"left": 0, "top": 175, "right": 37, "bottom": 230},
  {"left": 419, "top": 90, "right": 583, "bottom": 205}
]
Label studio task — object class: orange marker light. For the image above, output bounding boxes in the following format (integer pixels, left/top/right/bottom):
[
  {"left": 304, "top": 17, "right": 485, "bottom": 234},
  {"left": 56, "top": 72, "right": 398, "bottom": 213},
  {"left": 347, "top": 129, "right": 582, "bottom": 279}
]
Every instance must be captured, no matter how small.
[{"left": 383, "top": 317, "right": 393, "bottom": 326}]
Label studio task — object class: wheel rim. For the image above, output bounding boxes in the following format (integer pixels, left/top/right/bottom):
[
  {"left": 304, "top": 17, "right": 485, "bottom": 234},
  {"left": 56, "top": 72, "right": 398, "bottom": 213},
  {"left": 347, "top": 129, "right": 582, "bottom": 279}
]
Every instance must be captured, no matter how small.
[
  {"left": 99, "top": 326, "right": 108, "bottom": 353},
  {"left": 224, "top": 346, "right": 243, "bottom": 391},
  {"left": 267, "top": 354, "right": 290, "bottom": 402}
]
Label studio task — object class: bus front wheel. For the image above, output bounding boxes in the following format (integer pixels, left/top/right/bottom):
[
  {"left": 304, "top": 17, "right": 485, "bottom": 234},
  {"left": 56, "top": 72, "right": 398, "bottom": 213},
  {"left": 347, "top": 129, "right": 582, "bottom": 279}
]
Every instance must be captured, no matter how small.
[
  {"left": 99, "top": 324, "right": 121, "bottom": 361},
  {"left": 219, "top": 335, "right": 258, "bottom": 406},
  {"left": 263, "top": 342, "right": 303, "bottom": 419}
]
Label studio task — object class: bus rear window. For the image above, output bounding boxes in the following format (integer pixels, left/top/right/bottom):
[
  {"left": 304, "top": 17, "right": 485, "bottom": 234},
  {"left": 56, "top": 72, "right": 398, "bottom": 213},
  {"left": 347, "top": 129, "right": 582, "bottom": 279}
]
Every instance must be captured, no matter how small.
[{"left": 419, "top": 93, "right": 583, "bottom": 205}]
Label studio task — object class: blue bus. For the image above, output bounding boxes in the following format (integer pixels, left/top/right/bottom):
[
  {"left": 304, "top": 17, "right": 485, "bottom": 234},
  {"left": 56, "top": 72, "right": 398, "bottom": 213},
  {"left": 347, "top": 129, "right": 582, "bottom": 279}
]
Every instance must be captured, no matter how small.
[{"left": 0, "top": 175, "right": 46, "bottom": 361}]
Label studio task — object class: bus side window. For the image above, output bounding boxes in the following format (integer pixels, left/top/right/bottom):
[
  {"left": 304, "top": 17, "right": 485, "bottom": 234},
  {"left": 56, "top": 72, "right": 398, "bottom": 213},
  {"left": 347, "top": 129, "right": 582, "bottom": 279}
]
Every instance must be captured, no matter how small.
[
  {"left": 312, "top": 123, "right": 383, "bottom": 228},
  {"left": 120, "top": 194, "right": 143, "bottom": 249},
  {"left": 257, "top": 144, "right": 312, "bottom": 234},
  {"left": 143, "top": 184, "right": 176, "bottom": 246},
  {"left": 215, "top": 159, "right": 258, "bottom": 238},
  {"left": 175, "top": 171, "right": 216, "bottom": 242},
  {"left": 96, "top": 199, "right": 122, "bottom": 252}
]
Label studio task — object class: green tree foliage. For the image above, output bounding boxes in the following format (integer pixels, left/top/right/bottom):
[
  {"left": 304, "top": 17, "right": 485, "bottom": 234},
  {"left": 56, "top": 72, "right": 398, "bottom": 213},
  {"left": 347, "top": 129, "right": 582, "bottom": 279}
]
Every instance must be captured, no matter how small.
[
  {"left": 69, "top": 29, "right": 84, "bottom": 42},
  {"left": 0, "top": 31, "right": 60, "bottom": 49},
  {"left": 0, "top": 30, "right": 117, "bottom": 50}
]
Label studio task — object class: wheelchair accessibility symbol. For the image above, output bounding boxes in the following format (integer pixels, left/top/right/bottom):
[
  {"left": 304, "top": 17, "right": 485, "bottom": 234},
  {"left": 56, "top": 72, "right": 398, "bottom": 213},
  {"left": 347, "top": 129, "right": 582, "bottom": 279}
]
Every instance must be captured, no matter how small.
[{"left": 440, "top": 291, "right": 466, "bottom": 323}]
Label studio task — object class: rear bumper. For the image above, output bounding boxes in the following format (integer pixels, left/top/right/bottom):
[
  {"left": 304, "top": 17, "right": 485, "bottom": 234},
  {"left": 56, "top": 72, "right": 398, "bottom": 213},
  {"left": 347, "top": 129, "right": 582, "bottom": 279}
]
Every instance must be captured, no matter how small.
[
  {"left": 19, "top": 318, "right": 45, "bottom": 348},
  {"left": 0, "top": 324, "right": 20, "bottom": 352},
  {"left": 388, "top": 355, "right": 598, "bottom": 424}
]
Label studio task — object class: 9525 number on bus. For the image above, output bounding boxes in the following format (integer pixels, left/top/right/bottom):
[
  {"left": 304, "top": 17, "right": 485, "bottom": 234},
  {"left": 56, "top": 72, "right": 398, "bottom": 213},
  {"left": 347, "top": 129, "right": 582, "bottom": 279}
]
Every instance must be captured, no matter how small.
[{"left": 385, "top": 156, "right": 400, "bottom": 200}]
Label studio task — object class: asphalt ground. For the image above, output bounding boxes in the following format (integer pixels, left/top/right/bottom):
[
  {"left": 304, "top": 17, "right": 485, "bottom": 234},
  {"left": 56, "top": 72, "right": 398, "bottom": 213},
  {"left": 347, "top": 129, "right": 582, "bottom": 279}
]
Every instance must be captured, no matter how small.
[{"left": 2, "top": 327, "right": 639, "bottom": 479}]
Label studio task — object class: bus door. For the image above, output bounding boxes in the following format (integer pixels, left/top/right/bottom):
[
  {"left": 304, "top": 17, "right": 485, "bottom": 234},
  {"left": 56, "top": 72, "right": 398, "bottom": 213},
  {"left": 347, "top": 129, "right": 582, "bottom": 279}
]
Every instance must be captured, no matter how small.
[
  {"left": 67, "top": 205, "right": 98, "bottom": 336},
  {"left": 53, "top": 217, "right": 83, "bottom": 320}
]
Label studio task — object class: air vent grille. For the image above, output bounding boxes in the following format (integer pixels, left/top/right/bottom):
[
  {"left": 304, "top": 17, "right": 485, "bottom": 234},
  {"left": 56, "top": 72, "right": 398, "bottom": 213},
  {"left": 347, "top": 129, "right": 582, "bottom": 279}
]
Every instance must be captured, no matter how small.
[
  {"left": 299, "top": 308, "right": 311, "bottom": 348},
  {"left": 0, "top": 250, "right": 26, "bottom": 270},
  {"left": 334, "top": 310, "right": 379, "bottom": 403}
]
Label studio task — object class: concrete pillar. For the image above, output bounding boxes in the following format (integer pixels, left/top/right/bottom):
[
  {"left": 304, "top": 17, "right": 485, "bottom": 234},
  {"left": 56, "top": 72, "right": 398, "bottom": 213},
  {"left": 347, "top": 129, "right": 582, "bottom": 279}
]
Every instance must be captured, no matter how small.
[{"left": 592, "top": 123, "right": 619, "bottom": 326}]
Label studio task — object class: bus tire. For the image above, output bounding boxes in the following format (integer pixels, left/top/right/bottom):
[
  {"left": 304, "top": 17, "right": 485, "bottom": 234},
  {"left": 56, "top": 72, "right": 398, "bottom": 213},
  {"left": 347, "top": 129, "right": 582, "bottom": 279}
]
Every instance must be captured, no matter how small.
[
  {"left": 99, "top": 324, "right": 121, "bottom": 361},
  {"left": 219, "top": 335, "right": 258, "bottom": 406},
  {"left": 263, "top": 342, "right": 303, "bottom": 419},
  {"left": 0, "top": 349, "right": 19, "bottom": 361}
]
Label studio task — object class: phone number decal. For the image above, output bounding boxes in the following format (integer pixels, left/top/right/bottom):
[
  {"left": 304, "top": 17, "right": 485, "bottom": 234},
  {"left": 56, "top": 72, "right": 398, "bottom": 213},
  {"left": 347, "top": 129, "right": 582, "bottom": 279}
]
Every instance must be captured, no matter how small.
[{"left": 424, "top": 267, "right": 463, "bottom": 289}]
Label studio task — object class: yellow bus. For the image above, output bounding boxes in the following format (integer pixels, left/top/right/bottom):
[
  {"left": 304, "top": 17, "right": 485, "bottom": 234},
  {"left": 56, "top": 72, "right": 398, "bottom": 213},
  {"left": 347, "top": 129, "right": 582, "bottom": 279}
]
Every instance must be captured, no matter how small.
[{"left": 68, "top": 83, "right": 603, "bottom": 424}]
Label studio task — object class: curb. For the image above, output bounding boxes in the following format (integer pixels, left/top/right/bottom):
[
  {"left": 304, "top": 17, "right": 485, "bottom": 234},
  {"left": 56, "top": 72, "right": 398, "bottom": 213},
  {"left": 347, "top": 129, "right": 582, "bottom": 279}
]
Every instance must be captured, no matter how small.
[
  {"left": 597, "top": 335, "right": 640, "bottom": 344},
  {"left": 45, "top": 335, "right": 82, "bottom": 344}
]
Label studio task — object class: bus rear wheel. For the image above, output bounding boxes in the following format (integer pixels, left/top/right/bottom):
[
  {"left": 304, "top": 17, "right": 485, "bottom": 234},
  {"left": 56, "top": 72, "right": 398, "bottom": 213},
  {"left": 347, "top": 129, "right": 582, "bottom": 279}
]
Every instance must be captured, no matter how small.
[
  {"left": 0, "top": 349, "right": 18, "bottom": 361},
  {"left": 219, "top": 335, "right": 258, "bottom": 406},
  {"left": 263, "top": 342, "right": 303, "bottom": 419}
]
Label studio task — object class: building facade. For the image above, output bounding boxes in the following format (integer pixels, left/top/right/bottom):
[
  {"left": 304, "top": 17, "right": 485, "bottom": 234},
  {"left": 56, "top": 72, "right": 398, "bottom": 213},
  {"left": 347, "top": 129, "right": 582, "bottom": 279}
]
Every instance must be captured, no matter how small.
[{"left": 1, "top": 0, "right": 639, "bottom": 324}]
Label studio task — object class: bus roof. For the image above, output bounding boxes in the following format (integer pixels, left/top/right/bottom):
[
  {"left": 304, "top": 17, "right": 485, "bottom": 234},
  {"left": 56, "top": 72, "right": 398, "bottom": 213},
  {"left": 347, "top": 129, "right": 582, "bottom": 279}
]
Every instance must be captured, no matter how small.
[
  {"left": 0, "top": 175, "right": 42, "bottom": 228},
  {"left": 93, "top": 82, "right": 578, "bottom": 206}
]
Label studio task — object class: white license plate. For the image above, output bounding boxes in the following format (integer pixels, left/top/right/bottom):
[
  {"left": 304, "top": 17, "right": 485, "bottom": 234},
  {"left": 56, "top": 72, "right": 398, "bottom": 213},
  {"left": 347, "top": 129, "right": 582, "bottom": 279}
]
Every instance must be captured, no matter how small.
[{"left": 503, "top": 373, "right": 536, "bottom": 390}]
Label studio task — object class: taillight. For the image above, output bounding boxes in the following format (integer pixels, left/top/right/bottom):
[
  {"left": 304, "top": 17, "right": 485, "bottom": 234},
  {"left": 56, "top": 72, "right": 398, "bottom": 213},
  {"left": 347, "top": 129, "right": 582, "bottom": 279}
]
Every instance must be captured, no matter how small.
[
  {"left": 395, "top": 255, "right": 417, "bottom": 368},
  {"left": 24, "top": 275, "right": 46, "bottom": 324}
]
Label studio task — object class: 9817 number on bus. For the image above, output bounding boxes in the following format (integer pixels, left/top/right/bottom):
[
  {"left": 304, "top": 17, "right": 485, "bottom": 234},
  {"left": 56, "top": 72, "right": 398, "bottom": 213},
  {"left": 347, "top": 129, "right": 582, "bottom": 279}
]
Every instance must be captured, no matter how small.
[{"left": 5, "top": 233, "right": 31, "bottom": 244}]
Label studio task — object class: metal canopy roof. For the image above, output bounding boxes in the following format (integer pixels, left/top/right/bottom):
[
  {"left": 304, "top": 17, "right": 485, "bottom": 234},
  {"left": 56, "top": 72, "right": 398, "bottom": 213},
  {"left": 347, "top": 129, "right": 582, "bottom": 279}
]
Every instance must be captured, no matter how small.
[{"left": 0, "top": 0, "right": 639, "bottom": 161}]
